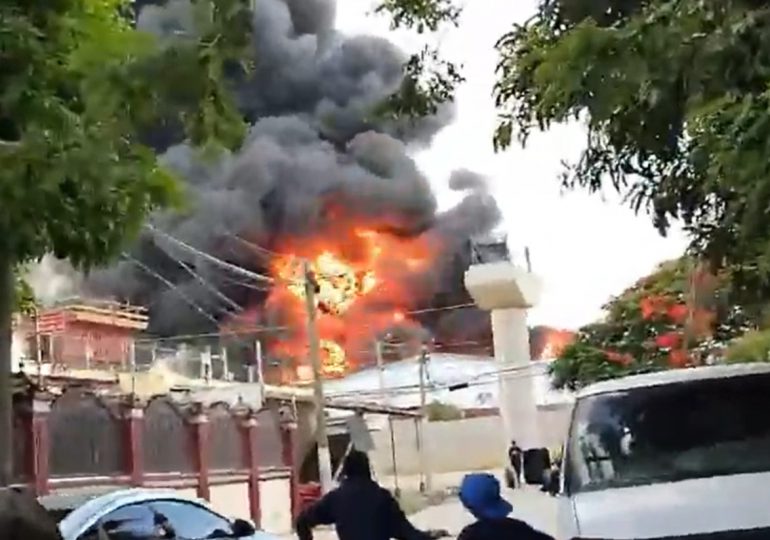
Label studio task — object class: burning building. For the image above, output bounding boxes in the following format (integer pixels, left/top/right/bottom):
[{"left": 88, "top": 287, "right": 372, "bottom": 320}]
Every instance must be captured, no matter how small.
[
  {"left": 81, "top": 0, "right": 502, "bottom": 381},
  {"left": 16, "top": 299, "right": 148, "bottom": 371}
]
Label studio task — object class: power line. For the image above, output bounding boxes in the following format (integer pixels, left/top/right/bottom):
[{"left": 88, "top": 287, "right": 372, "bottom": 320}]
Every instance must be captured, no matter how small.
[
  {"left": 325, "top": 363, "right": 541, "bottom": 399},
  {"left": 217, "top": 274, "right": 274, "bottom": 292},
  {"left": 134, "top": 324, "right": 290, "bottom": 345},
  {"left": 405, "top": 303, "right": 477, "bottom": 315},
  {"left": 146, "top": 225, "right": 275, "bottom": 285},
  {"left": 225, "top": 232, "right": 286, "bottom": 260},
  {"left": 152, "top": 238, "right": 244, "bottom": 313},
  {"left": 123, "top": 253, "right": 222, "bottom": 327}
]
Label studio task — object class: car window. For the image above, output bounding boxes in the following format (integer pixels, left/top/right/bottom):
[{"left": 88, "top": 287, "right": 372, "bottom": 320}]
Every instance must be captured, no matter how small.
[
  {"left": 76, "top": 503, "right": 155, "bottom": 540},
  {"left": 147, "top": 500, "right": 234, "bottom": 539}
]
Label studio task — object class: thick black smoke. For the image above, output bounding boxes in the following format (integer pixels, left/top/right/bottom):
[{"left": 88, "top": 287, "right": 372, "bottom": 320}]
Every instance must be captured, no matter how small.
[{"left": 85, "top": 0, "right": 501, "bottom": 344}]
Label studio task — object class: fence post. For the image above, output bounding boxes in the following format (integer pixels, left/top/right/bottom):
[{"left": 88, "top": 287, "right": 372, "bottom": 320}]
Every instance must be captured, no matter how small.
[
  {"left": 124, "top": 398, "right": 144, "bottom": 487},
  {"left": 190, "top": 406, "right": 210, "bottom": 501},
  {"left": 241, "top": 413, "right": 261, "bottom": 528},
  {"left": 30, "top": 395, "right": 50, "bottom": 496},
  {"left": 280, "top": 424, "right": 299, "bottom": 523}
]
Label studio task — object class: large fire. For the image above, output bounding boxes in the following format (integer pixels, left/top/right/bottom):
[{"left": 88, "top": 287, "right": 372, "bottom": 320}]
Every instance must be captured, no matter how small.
[{"left": 265, "top": 227, "right": 434, "bottom": 380}]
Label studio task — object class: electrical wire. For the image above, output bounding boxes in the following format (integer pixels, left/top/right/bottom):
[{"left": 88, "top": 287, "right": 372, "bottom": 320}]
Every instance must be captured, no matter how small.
[
  {"left": 325, "top": 363, "right": 542, "bottom": 399},
  {"left": 225, "top": 232, "right": 286, "bottom": 260},
  {"left": 123, "top": 253, "right": 222, "bottom": 327},
  {"left": 405, "top": 303, "right": 477, "bottom": 315},
  {"left": 152, "top": 238, "right": 244, "bottom": 313},
  {"left": 146, "top": 225, "right": 275, "bottom": 284},
  {"left": 134, "top": 324, "right": 290, "bottom": 344}
]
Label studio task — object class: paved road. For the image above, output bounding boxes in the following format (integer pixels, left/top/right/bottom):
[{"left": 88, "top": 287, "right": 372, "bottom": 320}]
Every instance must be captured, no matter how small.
[{"left": 279, "top": 483, "right": 557, "bottom": 539}]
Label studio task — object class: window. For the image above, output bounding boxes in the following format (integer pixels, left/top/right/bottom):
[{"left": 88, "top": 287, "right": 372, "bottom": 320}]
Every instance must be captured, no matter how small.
[
  {"left": 566, "top": 372, "right": 770, "bottom": 494},
  {"left": 77, "top": 503, "right": 155, "bottom": 540},
  {"left": 147, "top": 500, "right": 234, "bottom": 539}
]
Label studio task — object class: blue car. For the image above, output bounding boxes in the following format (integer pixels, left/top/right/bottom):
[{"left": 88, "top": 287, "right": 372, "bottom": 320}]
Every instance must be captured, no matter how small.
[{"left": 39, "top": 487, "right": 279, "bottom": 540}]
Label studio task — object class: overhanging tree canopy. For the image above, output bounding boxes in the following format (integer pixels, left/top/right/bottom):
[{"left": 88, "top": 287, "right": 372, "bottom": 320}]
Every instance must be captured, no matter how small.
[
  {"left": 0, "top": 0, "right": 254, "bottom": 485},
  {"left": 493, "top": 0, "right": 770, "bottom": 306}
]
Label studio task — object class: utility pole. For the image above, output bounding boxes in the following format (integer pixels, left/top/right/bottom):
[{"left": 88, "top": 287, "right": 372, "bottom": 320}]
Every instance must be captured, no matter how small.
[
  {"left": 0, "top": 255, "right": 13, "bottom": 486},
  {"left": 375, "top": 341, "right": 387, "bottom": 401},
  {"left": 417, "top": 344, "right": 432, "bottom": 493},
  {"left": 304, "top": 260, "right": 333, "bottom": 493},
  {"left": 376, "top": 340, "right": 400, "bottom": 496}
]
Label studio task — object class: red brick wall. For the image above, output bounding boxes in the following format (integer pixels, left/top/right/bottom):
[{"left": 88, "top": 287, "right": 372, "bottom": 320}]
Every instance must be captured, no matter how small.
[{"left": 55, "top": 322, "right": 132, "bottom": 367}]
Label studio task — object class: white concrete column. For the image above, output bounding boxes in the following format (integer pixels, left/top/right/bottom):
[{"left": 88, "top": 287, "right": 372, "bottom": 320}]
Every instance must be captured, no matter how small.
[
  {"left": 492, "top": 308, "right": 540, "bottom": 450},
  {"left": 465, "top": 261, "right": 544, "bottom": 457}
]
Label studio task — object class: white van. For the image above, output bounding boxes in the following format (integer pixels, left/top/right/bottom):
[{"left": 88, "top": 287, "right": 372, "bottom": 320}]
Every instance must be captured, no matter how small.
[{"left": 553, "top": 362, "right": 770, "bottom": 539}]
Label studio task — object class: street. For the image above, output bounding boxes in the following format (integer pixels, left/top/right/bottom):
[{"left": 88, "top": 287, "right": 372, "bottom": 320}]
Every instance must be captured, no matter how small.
[{"left": 280, "top": 480, "right": 557, "bottom": 539}]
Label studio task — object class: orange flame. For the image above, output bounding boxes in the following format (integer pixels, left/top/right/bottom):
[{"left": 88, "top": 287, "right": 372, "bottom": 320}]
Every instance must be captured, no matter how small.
[{"left": 265, "top": 225, "right": 435, "bottom": 378}]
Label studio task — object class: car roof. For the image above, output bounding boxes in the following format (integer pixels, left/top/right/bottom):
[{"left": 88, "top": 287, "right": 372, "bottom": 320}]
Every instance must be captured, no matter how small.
[
  {"left": 576, "top": 362, "right": 770, "bottom": 399},
  {"left": 40, "top": 486, "right": 126, "bottom": 512},
  {"left": 55, "top": 487, "right": 213, "bottom": 540}
]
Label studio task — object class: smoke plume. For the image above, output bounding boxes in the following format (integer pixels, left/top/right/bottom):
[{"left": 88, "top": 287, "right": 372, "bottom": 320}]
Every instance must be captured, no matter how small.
[{"left": 81, "top": 0, "right": 501, "bottom": 347}]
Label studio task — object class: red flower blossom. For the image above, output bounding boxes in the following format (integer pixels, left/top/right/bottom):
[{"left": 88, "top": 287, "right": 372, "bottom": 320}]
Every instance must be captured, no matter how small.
[
  {"left": 639, "top": 297, "right": 657, "bottom": 320},
  {"left": 668, "top": 349, "right": 690, "bottom": 368},
  {"left": 605, "top": 350, "right": 633, "bottom": 366},
  {"left": 654, "top": 331, "right": 681, "bottom": 349},
  {"left": 666, "top": 304, "right": 689, "bottom": 324},
  {"left": 639, "top": 295, "right": 670, "bottom": 320}
]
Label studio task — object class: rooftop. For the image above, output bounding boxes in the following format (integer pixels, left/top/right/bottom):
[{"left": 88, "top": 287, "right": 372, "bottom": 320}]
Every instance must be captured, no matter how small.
[
  {"left": 38, "top": 298, "right": 149, "bottom": 331},
  {"left": 577, "top": 362, "right": 770, "bottom": 398}
]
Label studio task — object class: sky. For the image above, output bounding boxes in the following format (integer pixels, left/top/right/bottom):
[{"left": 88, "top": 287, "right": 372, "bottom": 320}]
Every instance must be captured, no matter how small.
[{"left": 336, "top": 0, "right": 689, "bottom": 330}]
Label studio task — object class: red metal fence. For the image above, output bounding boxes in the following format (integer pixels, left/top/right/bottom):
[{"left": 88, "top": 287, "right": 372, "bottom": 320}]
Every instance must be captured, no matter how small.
[{"left": 10, "top": 388, "right": 300, "bottom": 528}]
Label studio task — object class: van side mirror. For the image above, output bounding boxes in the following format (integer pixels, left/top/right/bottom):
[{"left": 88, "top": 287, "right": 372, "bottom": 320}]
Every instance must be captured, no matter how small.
[{"left": 232, "top": 518, "right": 256, "bottom": 538}]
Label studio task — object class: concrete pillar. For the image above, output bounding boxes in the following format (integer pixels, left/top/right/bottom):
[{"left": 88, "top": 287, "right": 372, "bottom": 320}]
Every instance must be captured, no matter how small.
[
  {"left": 240, "top": 415, "right": 261, "bottom": 528},
  {"left": 30, "top": 397, "right": 51, "bottom": 495},
  {"left": 124, "top": 401, "right": 144, "bottom": 487},
  {"left": 491, "top": 309, "right": 539, "bottom": 450},
  {"left": 190, "top": 409, "right": 211, "bottom": 501},
  {"left": 465, "top": 262, "right": 543, "bottom": 454}
]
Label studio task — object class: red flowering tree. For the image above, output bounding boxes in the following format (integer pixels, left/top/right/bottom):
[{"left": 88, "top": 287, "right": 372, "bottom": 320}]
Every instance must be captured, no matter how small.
[{"left": 550, "top": 258, "right": 751, "bottom": 390}]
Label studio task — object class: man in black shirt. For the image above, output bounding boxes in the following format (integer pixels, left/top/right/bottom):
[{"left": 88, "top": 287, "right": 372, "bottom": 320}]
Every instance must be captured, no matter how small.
[
  {"left": 457, "top": 473, "right": 554, "bottom": 540},
  {"left": 296, "top": 450, "right": 447, "bottom": 540},
  {"left": 507, "top": 440, "right": 523, "bottom": 488}
]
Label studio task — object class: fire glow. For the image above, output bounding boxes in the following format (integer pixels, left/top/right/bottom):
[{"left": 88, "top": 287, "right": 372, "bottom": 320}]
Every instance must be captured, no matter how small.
[{"left": 266, "top": 227, "right": 434, "bottom": 380}]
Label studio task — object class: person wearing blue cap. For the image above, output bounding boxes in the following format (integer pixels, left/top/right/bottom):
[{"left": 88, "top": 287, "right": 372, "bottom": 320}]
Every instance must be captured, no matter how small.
[{"left": 457, "top": 473, "right": 554, "bottom": 540}]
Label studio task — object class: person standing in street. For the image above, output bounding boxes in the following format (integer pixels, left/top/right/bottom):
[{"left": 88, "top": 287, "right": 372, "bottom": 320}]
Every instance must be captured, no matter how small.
[
  {"left": 457, "top": 473, "right": 554, "bottom": 540},
  {"left": 507, "top": 440, "right": 523, "bottom": 488},
  {"left": 296, "top": 450, "right": 448, "bottom": 540}
]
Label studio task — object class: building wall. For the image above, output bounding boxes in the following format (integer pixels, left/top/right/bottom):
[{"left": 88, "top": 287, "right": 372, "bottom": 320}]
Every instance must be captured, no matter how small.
[
  {"left": 257, "top": 476, "right": 293, "bottom": 534},
  {"left": 55, "top": 322, "right": 133, "bottom": 367},
  {"left": 369, "top": 406, "right": 572, "bottom": 476}
]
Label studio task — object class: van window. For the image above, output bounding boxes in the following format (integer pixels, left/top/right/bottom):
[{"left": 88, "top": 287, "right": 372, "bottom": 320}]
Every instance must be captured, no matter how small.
[{"left": 565, "top": 372, "right": 770, "bottom": 494}]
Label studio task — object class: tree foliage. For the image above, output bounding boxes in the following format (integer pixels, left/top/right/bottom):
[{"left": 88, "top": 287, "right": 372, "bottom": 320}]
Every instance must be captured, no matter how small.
[
  {"left": 0, "top": 0, "right": 252, "bottom": 269},
  {"left": 374, "top": 0, "right": 465, "bottom": 119},
  {"left": 725, "top": 328, "right": 770, "bottom": 363},
  {"left": 13, "top": 270, "right": 35, "bottom": 317},
  {"left": 493, "top": 0, "right": 770, "bottom": 305},
  {"left": 550, "top": 257, "right": 752, "bottom": 390}
]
